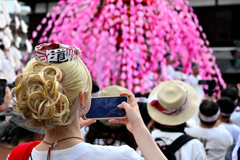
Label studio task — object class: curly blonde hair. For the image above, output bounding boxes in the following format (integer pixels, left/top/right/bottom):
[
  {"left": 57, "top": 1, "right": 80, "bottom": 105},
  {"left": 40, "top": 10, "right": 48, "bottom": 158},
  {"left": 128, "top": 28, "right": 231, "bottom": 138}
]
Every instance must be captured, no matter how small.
[{"left": 11, "top": 57, "right": 92, "bottom": 129}]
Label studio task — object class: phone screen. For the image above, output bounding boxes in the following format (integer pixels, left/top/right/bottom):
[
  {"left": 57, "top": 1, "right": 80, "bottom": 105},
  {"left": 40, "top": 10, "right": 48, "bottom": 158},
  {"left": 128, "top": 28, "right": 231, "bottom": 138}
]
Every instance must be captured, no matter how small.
[
  {"left": 85, "top": 96, "right": 127, "bottom": 119},
  {"left": 0, "top": 79, "right": 7, "bottom": 103}
]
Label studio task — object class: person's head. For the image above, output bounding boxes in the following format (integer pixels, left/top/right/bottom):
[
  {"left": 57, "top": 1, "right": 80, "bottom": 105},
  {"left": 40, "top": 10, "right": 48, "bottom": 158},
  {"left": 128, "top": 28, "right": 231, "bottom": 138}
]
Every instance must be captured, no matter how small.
[
  {"left": 192, "top": 63, "right": 199, "bottom": 76},
  {"left": 11, "top": 43, "right": 92, "bottom": 129},
  {"left": 199, "top": 100, "right": 220, "bottom": 126},
  {"left": 147, "top": 80, "right": 200, "bottom": 130},
  {"left": 0, "top": 115, "right": 44, "bottom": 147},
  {"left": 220, "top": 87, "right": 238, "bottom": 105},
  {"left": 175, "top": 65, "right": 183, "bottom": 72},
  {"left": 91, "top": 80, "right": 100, "bottom": 97},
  {"left": 97, "top": 85, "right": 131, "bottom": 128},
  {"left": 134, "top": 92, "right": 151, "bottom": 127},
  {"left": 217, "top": 97, "right": 235, "bottom": 119},
  {"left": 164, "top": 53, "right": 172, "bottom": 65}
]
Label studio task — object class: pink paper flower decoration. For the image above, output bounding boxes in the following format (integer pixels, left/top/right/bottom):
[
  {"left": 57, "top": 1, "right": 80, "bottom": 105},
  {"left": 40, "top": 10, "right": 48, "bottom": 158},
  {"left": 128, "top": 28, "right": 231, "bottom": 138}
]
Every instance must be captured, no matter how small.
[{"left": 31, "top": 0, "right": 225, "bottom": 94}]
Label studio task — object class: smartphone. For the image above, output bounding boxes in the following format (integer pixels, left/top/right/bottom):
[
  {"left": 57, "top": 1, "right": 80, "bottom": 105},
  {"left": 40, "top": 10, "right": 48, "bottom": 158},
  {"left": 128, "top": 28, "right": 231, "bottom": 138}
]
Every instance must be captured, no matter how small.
[
  {"left": 85, "top": 96, "right": 129, "bottom": 119},
  {"left": 0, "top": 79, "right": 7, "bottom": 104}
]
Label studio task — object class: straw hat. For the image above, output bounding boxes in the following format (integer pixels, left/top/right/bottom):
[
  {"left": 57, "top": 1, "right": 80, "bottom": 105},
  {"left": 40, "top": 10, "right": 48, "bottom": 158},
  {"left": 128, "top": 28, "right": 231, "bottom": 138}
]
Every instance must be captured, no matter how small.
[
  {"left": 98, "top": 85, "right": 131, "bottom": 128},
  {"left": 147, "top": 80, "right": 200, "bottom": 126}
]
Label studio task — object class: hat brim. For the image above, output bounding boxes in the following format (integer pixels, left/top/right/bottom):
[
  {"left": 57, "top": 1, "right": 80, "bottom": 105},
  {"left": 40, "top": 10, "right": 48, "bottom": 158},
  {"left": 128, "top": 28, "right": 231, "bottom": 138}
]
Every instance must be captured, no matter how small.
[
  {"left": 9, "top": 115, "right": 45, "bottom": 134},
  {"left": 147, "top": 80, "right": 200, "bottom": 126}
]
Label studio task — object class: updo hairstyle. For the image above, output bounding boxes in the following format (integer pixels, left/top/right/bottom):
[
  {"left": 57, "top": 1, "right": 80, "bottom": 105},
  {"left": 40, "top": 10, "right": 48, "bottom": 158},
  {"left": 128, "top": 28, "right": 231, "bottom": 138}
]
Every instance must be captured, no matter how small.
[{"left": 11, "top": 57, "right": 92, "bottom": 129}]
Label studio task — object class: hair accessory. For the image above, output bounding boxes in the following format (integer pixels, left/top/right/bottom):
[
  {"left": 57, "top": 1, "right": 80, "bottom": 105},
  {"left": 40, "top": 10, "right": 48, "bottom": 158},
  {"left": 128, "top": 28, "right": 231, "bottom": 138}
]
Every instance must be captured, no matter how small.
[
  {"left": 60, "top": 86, "right": 74, "bottom": 110},
  {"left": 58, "top": 97, "right": 63, "bottom": 113},
  {"left": 35, "top": 42, "right": 82, "bottom": 63},
  {"left": 64, "top": 90, "right": 73, "bottom": 109},
  {"left": 42, "top": 137, "right": 83, "bottom": 160},
  {"left": 62, "top": 90, "right": 73, "bottom": 109},
  {"left": 199, "top": 109, "right": 220, "bottom": 122}
]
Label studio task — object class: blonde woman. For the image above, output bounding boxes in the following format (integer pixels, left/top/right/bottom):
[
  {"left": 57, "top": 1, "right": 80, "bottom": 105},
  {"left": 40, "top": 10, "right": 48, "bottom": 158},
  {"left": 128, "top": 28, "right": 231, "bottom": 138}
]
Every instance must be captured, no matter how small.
[{"left": 7, "top": 43, "right": 166, "bottom": 160}]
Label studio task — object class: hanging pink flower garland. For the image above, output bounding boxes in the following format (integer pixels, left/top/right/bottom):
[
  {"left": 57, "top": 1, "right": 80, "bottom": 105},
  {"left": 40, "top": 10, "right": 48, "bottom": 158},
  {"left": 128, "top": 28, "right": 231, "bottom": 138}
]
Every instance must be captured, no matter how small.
[{"left": 29, "top": 0, "right": 226, "bottom": 93}]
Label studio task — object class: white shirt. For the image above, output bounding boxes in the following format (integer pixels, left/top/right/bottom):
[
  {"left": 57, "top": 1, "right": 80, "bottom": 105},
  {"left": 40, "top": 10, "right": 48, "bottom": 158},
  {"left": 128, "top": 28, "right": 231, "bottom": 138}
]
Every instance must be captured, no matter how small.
[
  {"left": 232, "top": 134, "right": 240, "bottom": 160},
  {"left": 172, "top": 71, "right": 187, "bottom": 81},
  {"left": 30, "top": 142, "right": 144, "bottom": 160},
  {"left": 185, "top": 75, "right": 205, "bottom": 101},
  {"left": 186, "top": 110, "right": 200, "bottom": 128},
  {"left": 151, "top": 129, "right": 207, "bottom": 160},
  {"left": 220, "top": 123, "right": 240, "bottom": 159},
  {"left": 185, "top": 125, "right": 233, "bottom": 160},
  {"left": 230, "top": 107, "right": 240, "bottom": 127},
  {"left": 167, "top": 65, "right": 175, "bottom": 79},
  {"left": 220, "top": 123, "right": 240, "bottom": 146}
]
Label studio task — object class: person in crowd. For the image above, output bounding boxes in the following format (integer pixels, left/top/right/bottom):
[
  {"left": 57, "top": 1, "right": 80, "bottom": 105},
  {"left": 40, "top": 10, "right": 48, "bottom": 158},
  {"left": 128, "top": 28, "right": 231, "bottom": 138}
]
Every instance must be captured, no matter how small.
[
  {"left": 91, "top": 80, "right": 100, "bottom": 97},
  {"left": 0, "top": 114, "right": 44, "bottom": 160},
  {"left": 164, "top": 53, "right": 175, "bottom": 79},
  {"left": 147, "top": 79, "right": 207, "bottom": 160},
  {"left": 217, "top": 97, "right": 240, "bottom": 160},
  {"left": 221, "top": 87, "right": 238, "bottom": 105},
  {"left": 185, "top": 63, "right": 205, "bottom": 101},
  {"left": 226, "top": 85, "right": 240, "bottom": 127},
  {"left": 135, "top": 92, "right": 152, "bottom": 129},
  {"left": 172, "top": 65, "right": 187, "bottom": 81},
  {"left": 232, "top": 134, "right": 240, "bottom": 160},
  {"left": 186, "top": 100, "right": 233, "bottom": 160},
  {"left": 7, "top": 43, "right": 167, "bottom": 160},
  {"left": 0, "top": 86, "right": 12, "bottom": 122},
  {"left": 82, "top": 85, "right": 137, "bottom": 150},
  {"left": 185, "top": 63, "right": 204, "bottom": 127}
]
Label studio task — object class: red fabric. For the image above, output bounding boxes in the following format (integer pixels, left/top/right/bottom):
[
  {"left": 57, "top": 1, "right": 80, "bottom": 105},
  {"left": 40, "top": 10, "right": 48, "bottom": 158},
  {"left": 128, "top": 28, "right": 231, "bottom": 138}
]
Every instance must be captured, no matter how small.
[
  {"left": 150, "top": 100, "right": 177, "bottom": 115},
  {"left": 7, "top": 141, "right": 41, "bottom": 160},
  {"left": 39, "top": 42, "right": 59, "bottom": 51}
]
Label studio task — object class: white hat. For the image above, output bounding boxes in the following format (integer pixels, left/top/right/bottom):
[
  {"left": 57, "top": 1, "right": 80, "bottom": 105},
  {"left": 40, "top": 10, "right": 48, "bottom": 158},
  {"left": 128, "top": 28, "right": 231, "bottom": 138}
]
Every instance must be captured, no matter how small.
[{"left": 147, "top": 80, "right": 200, "bottom": 126}]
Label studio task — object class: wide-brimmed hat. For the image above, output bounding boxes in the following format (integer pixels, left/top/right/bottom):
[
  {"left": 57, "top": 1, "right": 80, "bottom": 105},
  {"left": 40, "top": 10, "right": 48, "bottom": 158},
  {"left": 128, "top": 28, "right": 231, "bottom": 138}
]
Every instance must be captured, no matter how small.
[
  {"left": 147, "top": 80, "right": 200, "bottom": 126},
  {"left": 9, "top": 114, "right": 45, "bottom": 134},
  {"left": 98, "top": 85, "right": 131, "bottom": 128},
  {"left": 0, "top": 107, "right": 14, "bottom": 116}
]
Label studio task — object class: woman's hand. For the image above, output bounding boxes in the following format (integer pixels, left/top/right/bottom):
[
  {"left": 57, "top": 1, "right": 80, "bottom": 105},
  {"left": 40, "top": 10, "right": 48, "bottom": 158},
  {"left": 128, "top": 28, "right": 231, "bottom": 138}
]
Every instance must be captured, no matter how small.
[
  {"left": 109, "top": 92, "right": 145, "bottom": 134},
  {"left": 79, "top": 117, "right": 96, "bottom": 129},
  {"left": 0, "top": 87, "right": 11, "bottom": 112},
  {"left": 110, "top": 93, "right": 167, "bottom": 160}
]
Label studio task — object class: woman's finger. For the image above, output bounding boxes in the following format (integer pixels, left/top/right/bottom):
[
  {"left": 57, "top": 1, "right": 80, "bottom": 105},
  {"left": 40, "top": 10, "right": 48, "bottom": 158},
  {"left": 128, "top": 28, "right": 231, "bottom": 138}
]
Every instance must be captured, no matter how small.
[
  {"left": 5, "top": 86, "right": 10, "bottom": 95},
  {"left": 79, "top": 118, "right": 96, "bottom": 128},
  {"left": 117, "top": 102, "right": 132, "bottom": 111},
  {"left": 109, "top": 119, "right": 125, "bottom": 124},
  {"left": 119, "top": 92, "right": 137, "bottom": 104}
]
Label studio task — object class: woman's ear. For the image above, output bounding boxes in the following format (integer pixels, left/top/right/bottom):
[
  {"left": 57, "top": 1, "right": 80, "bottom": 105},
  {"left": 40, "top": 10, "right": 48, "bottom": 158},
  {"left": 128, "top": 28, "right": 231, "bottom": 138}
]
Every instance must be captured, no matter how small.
[{"left": 78, "top": 91, "right": 85, "bottom": 107}]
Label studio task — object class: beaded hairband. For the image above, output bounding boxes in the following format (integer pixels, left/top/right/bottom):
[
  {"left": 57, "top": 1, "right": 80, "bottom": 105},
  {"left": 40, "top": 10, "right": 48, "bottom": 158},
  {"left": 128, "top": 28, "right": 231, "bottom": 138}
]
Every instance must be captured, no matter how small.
[{"left": 35, "top": 43, "right": 79, "bottom": 111}]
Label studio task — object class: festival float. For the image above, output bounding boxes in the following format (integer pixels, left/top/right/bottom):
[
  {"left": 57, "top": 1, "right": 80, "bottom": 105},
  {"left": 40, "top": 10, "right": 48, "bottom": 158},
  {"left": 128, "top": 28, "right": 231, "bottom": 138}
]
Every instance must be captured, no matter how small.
[{"left": 30, "top": 0, "right": 226, "bottom": 94}]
